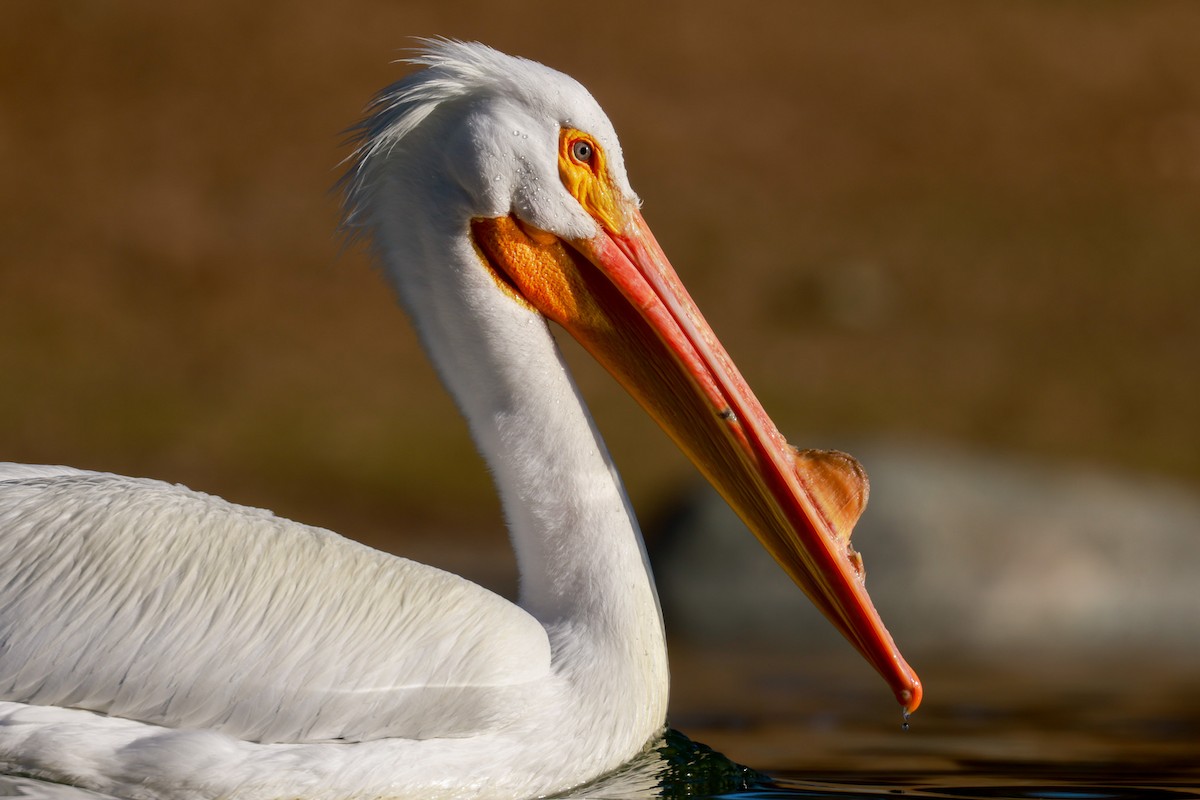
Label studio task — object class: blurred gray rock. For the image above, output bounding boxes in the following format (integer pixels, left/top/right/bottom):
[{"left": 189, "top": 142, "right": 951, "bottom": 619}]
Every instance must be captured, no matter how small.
[{"left": 651, "top": 441, "right": 1200, "bottom": 655}]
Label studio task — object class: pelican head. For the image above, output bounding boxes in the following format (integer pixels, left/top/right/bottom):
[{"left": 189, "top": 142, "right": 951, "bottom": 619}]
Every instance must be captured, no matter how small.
[{"left": 344, "top": 40, "right": 921, "bottom": 713}]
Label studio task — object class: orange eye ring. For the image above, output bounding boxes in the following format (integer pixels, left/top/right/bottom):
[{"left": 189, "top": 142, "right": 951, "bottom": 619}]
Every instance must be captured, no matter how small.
[{"left": 559, "top": 128, "right": 623, "bottom": 233}]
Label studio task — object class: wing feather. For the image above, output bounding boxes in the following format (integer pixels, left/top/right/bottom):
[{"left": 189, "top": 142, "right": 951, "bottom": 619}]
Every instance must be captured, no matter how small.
[{"left": 0, "top": 467, "right": 551, "bottom": 743}]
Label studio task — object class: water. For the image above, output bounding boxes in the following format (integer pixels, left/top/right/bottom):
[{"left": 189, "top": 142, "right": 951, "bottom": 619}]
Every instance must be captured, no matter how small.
[
  {"left": 3, "top": 651, "right": 1197, "bottom": 799},
  {"left": 558, "top": 720, "right": 1200, "bottom": 799},
  {"left": 655, "top": 647, "right": 1200, "bottom": 800}
]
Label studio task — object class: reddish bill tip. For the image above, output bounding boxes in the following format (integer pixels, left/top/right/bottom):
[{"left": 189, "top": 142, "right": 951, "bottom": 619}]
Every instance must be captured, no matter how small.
[{"left": 898, "top": 676, "right": 923, "bottom": 714}]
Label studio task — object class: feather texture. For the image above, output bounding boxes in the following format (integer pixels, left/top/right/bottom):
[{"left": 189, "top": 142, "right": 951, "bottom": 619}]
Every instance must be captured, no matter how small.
[{"left": 0, "top": 470, "right": 550, "bottom": 744}]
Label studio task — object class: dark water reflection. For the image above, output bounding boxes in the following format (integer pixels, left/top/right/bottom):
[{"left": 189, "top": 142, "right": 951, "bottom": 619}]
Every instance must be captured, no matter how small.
[
  {"left": 560, "top": 727, "right": 1200, "bottom": 800},
  {"left": 654, "top": 647, "right": 1200, "bottom": 800}
]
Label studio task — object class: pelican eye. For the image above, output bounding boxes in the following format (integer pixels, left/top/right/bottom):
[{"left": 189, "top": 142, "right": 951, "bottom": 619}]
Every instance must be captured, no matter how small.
[{"left": 570, "top": 139, "right": 594, "bottom": 164}]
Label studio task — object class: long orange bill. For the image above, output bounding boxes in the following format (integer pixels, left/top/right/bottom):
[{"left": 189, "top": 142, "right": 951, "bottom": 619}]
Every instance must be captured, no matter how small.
[{"left": 471, "top": 207, "right": 921, "bottom": 714}]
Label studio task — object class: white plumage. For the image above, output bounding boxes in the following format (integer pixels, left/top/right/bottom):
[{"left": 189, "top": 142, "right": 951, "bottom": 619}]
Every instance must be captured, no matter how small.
[
  {"left": 1, "top": 471, "right": 549, "bottom": 744},
  {"left": 0, "top": 41, "right": 918, "bottom": 799}
]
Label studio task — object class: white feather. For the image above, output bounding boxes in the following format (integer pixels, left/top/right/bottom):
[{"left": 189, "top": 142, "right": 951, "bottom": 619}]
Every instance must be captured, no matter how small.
[{"left": 0, "top": 471, "right": 549, "bottom": 744}]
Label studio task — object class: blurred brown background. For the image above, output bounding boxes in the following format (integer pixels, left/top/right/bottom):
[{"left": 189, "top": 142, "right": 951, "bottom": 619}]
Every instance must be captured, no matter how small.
[
  {"left": 2, "top": 2, "right": 1199, "bottom": 625},
  {"left": 4, "top": 0, "right": 1200, "bottom": 774}
]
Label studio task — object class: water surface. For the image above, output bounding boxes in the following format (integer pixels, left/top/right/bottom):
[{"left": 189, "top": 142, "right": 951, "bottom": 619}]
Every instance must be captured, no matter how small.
[{"left": 656, "top": 647, "right": 1200, "bottom": 800}]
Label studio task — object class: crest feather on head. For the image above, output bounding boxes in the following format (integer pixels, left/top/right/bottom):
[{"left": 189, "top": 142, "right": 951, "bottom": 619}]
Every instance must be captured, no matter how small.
[{"left": 340, "top": 39, "right": 551, "bottom": 239}]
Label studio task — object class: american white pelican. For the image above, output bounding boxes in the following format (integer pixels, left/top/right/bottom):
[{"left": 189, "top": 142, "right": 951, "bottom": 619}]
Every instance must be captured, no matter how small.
[{"left": 0, "top": 41, "right": 920, "bottom": 800}]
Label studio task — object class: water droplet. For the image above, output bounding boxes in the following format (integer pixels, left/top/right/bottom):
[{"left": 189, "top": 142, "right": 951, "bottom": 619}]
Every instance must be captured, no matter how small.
[{"left": 512, "top": 129, "right": 520, "bottom": 136}]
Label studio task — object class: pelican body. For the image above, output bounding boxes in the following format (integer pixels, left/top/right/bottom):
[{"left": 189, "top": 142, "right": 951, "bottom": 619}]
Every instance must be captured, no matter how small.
[{"left": 0, "top": 42, "right": 920, "bottom": 799}]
